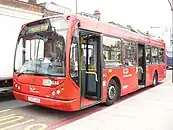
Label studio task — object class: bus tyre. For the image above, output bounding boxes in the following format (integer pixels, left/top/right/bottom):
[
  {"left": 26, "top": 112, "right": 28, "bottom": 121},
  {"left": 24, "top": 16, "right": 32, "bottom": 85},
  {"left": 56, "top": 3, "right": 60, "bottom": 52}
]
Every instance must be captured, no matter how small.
[
  {"left": 166, "top": 66, "right": 169, "bottom": 70},
  {"left": 105, "top": 79, "right": 120, "bottom": 106},
  {"left": 152, "top": 72, "right": 158, "bottom": 87}
]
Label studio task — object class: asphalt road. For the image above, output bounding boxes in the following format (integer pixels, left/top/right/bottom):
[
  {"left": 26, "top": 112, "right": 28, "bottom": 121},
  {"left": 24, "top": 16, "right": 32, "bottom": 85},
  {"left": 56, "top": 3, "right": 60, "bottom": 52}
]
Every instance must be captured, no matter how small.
[
  {"left": 0, "top": 70, "right": 171, "bottom": 130},
  {"left": 0, "top": 94, "right": 105, "bottom": 130}
]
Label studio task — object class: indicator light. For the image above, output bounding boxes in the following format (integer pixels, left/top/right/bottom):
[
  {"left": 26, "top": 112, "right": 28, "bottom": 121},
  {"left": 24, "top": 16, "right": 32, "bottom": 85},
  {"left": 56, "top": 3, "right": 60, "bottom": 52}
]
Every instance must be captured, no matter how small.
[{"left": 52, "top": 91, "right": 55, "bottom": 96}]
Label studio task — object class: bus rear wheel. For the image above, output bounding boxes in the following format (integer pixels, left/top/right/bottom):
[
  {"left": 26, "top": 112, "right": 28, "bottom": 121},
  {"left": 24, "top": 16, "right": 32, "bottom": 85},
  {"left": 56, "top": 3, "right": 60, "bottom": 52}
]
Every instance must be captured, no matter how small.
[
  {"left": 152, "top": 72, "right": 158, "bottom": 87},
  {"left": 105, "top": 79, "right": 120, "bottom": 106},
  {"left": 166, "top": 66, "right": 169, "bottom": 70}
]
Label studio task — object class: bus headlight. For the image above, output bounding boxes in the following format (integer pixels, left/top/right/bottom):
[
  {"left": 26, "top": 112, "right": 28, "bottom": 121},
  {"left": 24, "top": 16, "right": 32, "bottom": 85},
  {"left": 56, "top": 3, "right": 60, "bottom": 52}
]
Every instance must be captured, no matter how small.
[
  {"left": 14, "top": 83, "right": 20, "bottom": 90},
  {"left": 56, "top": 90, "right": 60, "bottom": 95}
]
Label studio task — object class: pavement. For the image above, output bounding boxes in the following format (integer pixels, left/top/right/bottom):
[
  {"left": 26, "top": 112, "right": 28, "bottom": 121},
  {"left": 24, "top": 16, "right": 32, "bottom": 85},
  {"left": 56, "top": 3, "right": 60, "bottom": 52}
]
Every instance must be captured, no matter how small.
[{"left": 56, "top": 71, "right": 173, "bottom": 130}]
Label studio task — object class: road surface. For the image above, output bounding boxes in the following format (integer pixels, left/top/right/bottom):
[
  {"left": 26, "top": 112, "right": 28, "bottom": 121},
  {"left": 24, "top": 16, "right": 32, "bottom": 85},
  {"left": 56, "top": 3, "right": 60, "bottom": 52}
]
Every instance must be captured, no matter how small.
[{"left": 0, "top": 70, "right": 171, "bottom": 130}]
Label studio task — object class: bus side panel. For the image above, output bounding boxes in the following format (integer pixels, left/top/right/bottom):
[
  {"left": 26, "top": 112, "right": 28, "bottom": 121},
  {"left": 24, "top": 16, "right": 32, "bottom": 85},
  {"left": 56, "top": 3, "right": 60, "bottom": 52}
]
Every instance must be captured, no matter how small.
[
  {"left": 102, "top": 69, "right": 108, "bottom": 102},
  {"left": 158, "top": 64, "right": 166, "bottom": 81},
  {"left": 121, "top": 67, "right": 138, "bottom": 96},
  {"left": 102, "top": 68, "right": 123, "bottom": 102},
  {"left": 146, "top": 65, "right": 158, "bottom": 86},
  {"left": 102, "top": 67, "right": 139, "bottom": 101}
]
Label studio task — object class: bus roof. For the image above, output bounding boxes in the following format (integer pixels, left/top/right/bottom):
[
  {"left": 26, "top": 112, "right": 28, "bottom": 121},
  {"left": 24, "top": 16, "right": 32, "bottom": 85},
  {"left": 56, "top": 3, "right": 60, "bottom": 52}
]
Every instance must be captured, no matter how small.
[
  {"left": 23, "top": 14, "right": 165, "bottom": 48},
  {"left": 72, "top": 14, "right": 165, "bottom": 48}
]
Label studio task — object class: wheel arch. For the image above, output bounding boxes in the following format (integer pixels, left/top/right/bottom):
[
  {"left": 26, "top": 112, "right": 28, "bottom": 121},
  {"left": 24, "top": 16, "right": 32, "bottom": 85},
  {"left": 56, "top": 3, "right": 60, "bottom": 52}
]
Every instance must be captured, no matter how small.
[{"left": 108, "top": 76, "right": 122, "bottom": 96}]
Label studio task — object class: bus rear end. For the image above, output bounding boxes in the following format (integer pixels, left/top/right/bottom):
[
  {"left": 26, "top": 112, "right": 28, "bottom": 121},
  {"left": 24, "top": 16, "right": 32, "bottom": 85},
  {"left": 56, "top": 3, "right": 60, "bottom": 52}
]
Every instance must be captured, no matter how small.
[{"left": 13, "top": 16, "right": 80, "bottom": 111}]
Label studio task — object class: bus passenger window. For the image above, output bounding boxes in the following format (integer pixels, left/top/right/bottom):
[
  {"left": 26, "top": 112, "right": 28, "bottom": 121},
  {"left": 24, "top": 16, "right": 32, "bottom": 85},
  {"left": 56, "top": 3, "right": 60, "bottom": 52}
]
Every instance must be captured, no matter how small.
[
  {"left": 123, "top": 40, "right": 137, "bottom": 66},
  {"left": 159, "top": 48, "right": 164, "bottom": 64},
  {"left": 151, "top": 47, "right": 158, "bottom": 64},
  {"left": 102, "top": 36, "right": 122, "bottom": 68},
  {"left": 146, "top": 45, "right": 151, "bottom": 64}
]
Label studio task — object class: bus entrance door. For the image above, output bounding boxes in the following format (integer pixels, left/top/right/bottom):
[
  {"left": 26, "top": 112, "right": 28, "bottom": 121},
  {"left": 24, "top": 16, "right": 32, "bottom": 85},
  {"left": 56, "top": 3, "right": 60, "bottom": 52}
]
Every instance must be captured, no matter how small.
[{"left": 80, "top": 31, "right": 101, "bottom": 107}]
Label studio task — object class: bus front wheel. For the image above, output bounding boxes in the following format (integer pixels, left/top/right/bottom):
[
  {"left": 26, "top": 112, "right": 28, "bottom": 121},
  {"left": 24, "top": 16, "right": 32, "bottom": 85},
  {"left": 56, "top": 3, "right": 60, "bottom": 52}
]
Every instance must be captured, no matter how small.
[{"left": 105, "top": 79, "right": 120, "bottom": 106}]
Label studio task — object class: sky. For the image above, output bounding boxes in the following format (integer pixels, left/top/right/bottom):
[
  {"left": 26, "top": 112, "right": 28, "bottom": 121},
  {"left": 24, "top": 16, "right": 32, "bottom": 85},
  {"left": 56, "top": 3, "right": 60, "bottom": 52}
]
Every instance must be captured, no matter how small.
[
  {"left": 37, "top": 0, "right": 172, "bottom": 46},
  {"left": 38, "top": 0, "right": 171, "bottom": 29}
]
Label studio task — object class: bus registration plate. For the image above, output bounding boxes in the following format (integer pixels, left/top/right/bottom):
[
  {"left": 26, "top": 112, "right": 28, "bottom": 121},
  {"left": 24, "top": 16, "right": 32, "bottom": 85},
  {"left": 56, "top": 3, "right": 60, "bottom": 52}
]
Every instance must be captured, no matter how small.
[{"left": 28, "top": 97, "right": 40, "bottom": 103}]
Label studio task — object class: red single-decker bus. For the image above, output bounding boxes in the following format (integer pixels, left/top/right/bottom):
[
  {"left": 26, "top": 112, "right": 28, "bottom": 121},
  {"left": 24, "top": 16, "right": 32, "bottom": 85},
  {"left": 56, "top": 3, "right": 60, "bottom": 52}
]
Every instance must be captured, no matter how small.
[{"left": 13, "top": 14, "right": 166, "bottom": 111}]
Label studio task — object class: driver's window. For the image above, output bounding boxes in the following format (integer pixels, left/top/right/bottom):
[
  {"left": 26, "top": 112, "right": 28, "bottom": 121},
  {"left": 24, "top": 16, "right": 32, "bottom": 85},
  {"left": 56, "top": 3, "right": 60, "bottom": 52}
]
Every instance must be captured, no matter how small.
[{"left": 70, "top": 36, "right": 79, "bottom": 77}]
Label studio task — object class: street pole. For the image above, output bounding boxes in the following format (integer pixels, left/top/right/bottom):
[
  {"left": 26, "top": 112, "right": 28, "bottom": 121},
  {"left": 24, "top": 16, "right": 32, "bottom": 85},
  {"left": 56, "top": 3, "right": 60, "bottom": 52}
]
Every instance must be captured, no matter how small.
[
  {"left": 76, "top": 0, "right": 78, "bottom": 14},
  {"left": 172, "top": 5, "right": 173, "bottom": 83},
  {"left": 168, "top": 0, "right": 173, "bottom": 83}
]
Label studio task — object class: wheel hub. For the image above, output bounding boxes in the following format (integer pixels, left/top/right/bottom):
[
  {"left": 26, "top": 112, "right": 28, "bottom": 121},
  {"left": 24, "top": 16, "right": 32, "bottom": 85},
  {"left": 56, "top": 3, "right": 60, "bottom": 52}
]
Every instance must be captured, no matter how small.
[
  {"left": 108, "top": 85, "right": 116, "bottom": 100},
  {"left": 153, "top": 76, "right": 156, "bottom": 85}
]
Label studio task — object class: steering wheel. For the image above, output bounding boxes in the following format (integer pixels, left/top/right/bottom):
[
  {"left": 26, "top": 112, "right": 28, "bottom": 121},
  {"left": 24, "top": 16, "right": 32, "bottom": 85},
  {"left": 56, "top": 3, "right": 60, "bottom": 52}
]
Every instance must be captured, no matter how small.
[{"left": 39, "top": 58, "right": 44, "bottom": 61}]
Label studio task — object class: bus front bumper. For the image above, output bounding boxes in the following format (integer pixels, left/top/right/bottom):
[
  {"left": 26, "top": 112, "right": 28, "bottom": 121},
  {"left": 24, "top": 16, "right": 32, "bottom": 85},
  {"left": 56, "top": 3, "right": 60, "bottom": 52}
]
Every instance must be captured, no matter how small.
[{"left": 13, "top": 91, "right": 80, "bottom": 111}]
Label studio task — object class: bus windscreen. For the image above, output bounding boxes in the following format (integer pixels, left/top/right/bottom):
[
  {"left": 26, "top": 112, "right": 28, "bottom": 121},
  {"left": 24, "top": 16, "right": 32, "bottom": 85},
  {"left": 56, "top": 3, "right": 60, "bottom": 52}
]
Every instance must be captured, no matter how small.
[{"left": 14, "top": 17, "right": 68, "bottom": 77}]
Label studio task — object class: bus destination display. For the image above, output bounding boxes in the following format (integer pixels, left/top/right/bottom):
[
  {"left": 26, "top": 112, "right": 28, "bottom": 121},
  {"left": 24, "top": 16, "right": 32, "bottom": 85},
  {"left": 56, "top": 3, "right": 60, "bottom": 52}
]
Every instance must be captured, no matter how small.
[{"left": 27, "top": 24, "right": 49, "bottom": 34}]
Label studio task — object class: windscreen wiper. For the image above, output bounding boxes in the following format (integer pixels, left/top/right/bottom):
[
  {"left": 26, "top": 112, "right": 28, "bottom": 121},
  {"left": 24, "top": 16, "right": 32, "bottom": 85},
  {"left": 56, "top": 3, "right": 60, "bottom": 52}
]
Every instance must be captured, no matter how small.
[
  {"left": 17, "top": 69, "right": 56, "bottom": 81},
  {"left": 17, "top": 70, "right": 37, "bottom": 77},
  {"left": 43, "top": 74, "right": 56, "bottom": 81},
  {"left": 17, "top": 71, "right": 24, "bottom": 77}
]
